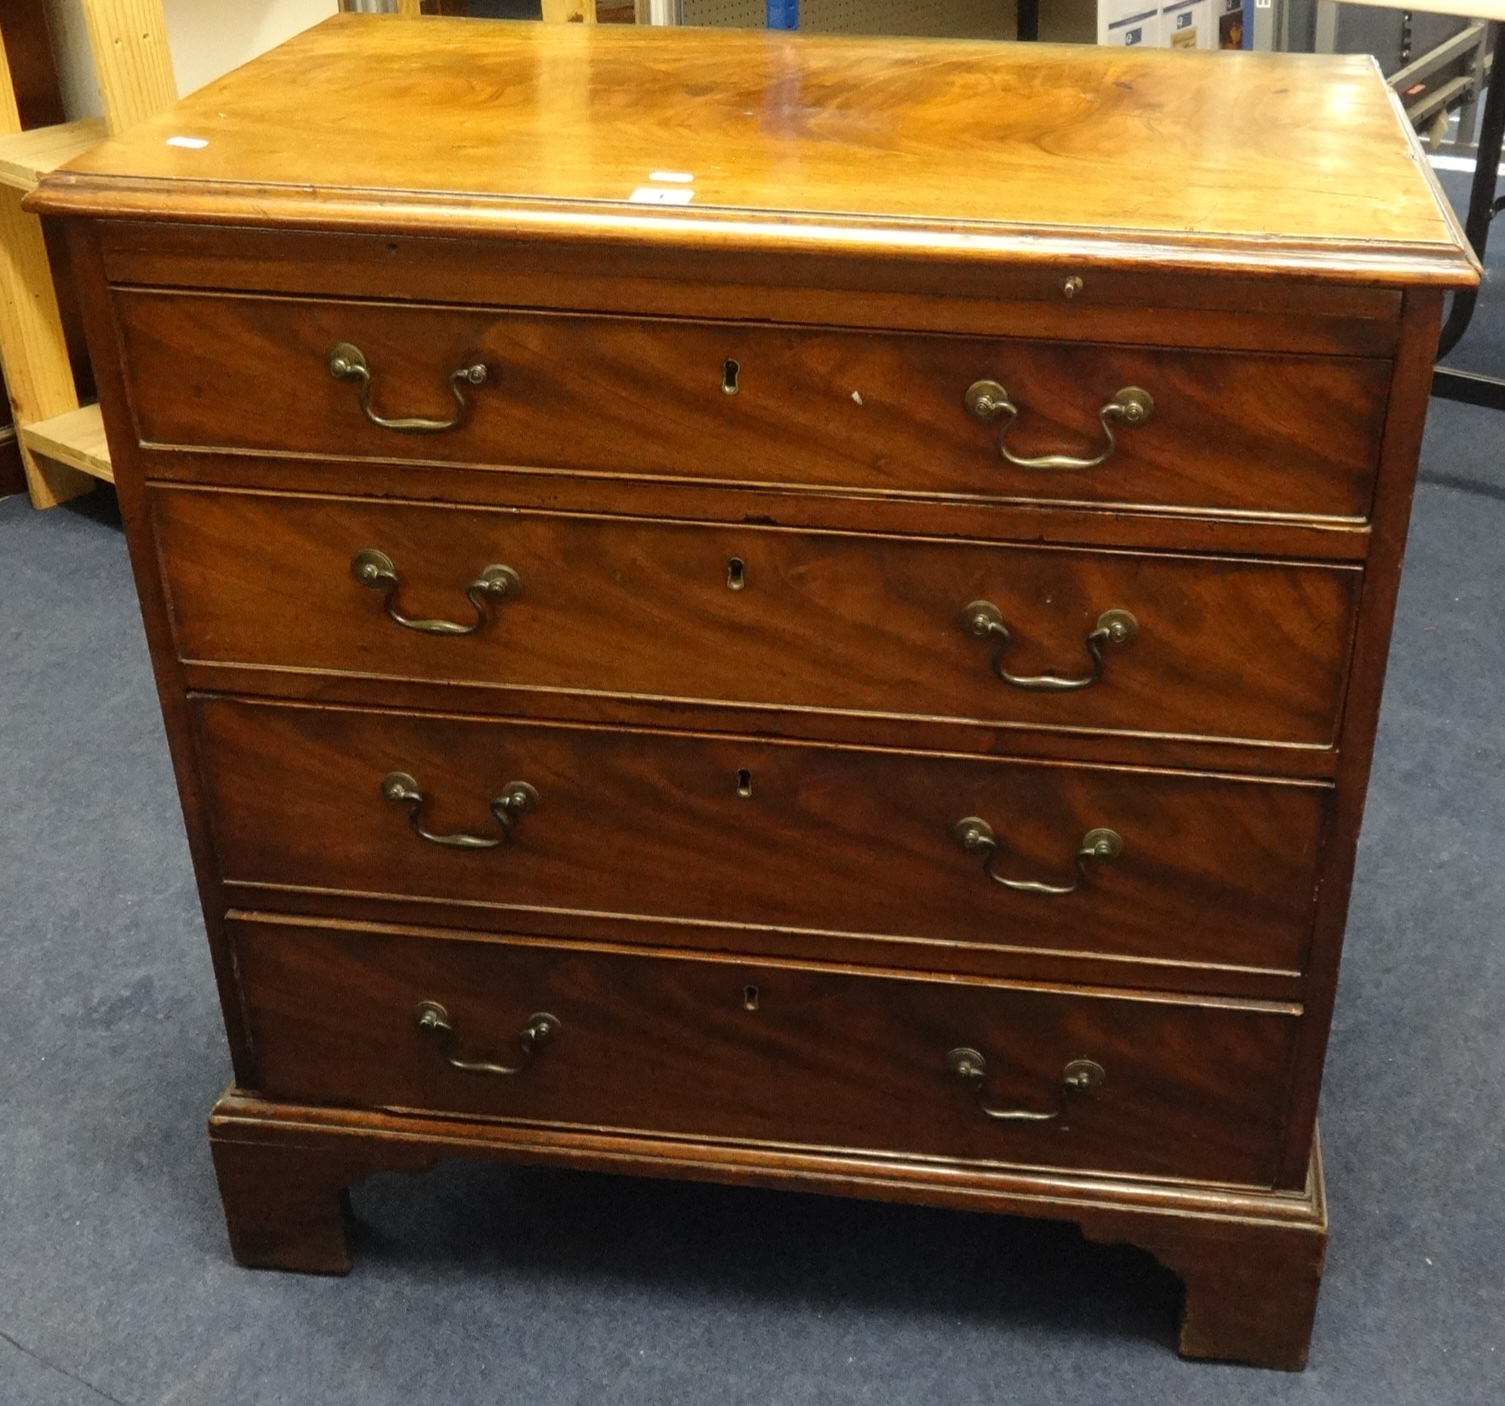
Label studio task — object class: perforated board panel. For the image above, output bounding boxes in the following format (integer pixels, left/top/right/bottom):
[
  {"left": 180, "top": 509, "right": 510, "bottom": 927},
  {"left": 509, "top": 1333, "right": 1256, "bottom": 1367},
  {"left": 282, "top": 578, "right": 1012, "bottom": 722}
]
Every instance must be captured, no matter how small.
[
  {"left": 682, "top": 0, "right": 1016, "bottom": 37},
  {"left": 803, "top": 0, "right": 1011, "bottom": 37},
  {"left": 682, "top": 0, "right": 766, "bottom": 28}
]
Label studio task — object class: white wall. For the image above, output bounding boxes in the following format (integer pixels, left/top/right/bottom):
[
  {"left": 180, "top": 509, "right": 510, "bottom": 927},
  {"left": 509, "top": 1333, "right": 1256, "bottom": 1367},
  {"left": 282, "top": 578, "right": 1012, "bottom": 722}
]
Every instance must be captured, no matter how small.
[{"left": 46, "top": 0, "right": 340, "bottom": 120}]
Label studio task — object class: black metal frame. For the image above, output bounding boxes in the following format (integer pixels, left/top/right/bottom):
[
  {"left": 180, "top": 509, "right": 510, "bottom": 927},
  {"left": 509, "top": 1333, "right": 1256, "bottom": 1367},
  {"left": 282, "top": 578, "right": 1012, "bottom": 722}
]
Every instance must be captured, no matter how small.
[{"left": 1432, "top": 21, "right": 1504, "bottom": 410}]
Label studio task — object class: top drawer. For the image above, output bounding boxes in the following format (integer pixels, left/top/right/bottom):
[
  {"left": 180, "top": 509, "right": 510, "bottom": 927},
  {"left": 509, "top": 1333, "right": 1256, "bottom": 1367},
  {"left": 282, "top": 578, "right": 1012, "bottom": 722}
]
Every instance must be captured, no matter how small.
[{"left": 114, "top": 291, "right": 1390, "bottom": 521}]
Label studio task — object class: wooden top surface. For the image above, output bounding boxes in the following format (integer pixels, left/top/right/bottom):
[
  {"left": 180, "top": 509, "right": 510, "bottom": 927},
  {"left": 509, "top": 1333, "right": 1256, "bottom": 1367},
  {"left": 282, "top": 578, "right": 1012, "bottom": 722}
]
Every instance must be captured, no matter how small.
[{"left": 32, "top": 16, "right": 1476, "bottom": 285}]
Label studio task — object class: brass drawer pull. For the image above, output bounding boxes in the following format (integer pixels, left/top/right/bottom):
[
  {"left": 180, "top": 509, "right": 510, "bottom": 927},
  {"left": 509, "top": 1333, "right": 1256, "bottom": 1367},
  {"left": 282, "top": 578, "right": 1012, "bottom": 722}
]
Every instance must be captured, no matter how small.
[
  {"left": 965, "top": 379, "right": 1154, "bottom": 471},
  {"left": 382, "top": 771, "right": 538, "bottom": 849},
  {"left": 946, "top": 1048, "right": 1105, "bottom": 1122},
  {"left": 415, "top": 1001, "right": 558, "bottom": 1076},
  {"left": 963, "top": 600, "right": 1137, "bottom": 691},
  {"left": 327, "top": 341, "right": 488, "bottom": 433},
  {"left": 952, "top": 816, "right": 1123, "bottom": 895},
  {"left": 352, "top": 548, "right": 520, "bottom": 636}
]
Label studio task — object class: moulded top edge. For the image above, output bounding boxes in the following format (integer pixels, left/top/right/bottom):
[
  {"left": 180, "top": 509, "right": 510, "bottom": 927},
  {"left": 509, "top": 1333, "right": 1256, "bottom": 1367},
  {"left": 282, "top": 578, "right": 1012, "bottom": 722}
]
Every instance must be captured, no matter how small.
[{"left": 27, "top": 17, "right": 1479, "bottom": 290}]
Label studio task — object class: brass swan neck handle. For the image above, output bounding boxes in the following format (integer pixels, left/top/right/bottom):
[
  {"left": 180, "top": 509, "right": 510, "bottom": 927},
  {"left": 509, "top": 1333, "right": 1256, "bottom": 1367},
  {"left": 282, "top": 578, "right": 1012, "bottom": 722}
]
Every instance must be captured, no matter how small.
[
  {"left": 328, "top": 341, "right": 488, "bottom": 434},
  {"left": 415, "top": 1002, "right": 558, "bottom": 1077},
  {"left": 946, "top": 1048, "right": 1106, "bottom": 1122},
  {"left": 952, "top": 816, "right": 1123, "bottom": 896},
  {"left": 352, "top": 548, "right": 520, "bottom": 636},
  {"left": 964, "top": 379, "right": 1154, "bottom": 471},
  {"left": 382, "top": 771, "right": 538, "bottom": 850},
  {"left": 962, "top": 600, "right": 1137, "bottom": 692}
]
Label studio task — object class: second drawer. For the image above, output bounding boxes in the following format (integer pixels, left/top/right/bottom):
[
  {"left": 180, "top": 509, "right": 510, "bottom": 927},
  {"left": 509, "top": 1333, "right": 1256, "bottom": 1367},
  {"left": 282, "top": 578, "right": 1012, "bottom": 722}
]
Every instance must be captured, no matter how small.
[
  {"left": 155, "top": 488, "right": 1362, "bottom": 750},
  {"left": 194, "top": 696, "right": 1330, "bottom": 978}
]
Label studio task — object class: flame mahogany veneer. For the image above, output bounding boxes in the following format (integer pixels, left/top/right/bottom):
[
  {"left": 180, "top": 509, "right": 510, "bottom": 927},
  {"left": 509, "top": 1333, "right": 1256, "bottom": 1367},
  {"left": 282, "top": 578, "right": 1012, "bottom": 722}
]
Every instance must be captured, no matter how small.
[{"left": 31, "top": 16, "right": 1478, "bottom": 1370}]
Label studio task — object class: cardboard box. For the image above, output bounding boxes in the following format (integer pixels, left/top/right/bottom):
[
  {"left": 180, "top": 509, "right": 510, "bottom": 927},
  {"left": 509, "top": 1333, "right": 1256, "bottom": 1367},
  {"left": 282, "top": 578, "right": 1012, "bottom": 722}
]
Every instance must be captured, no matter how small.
[{"left": 1160, "top": 0, "right": 1215, "bottom": 49}]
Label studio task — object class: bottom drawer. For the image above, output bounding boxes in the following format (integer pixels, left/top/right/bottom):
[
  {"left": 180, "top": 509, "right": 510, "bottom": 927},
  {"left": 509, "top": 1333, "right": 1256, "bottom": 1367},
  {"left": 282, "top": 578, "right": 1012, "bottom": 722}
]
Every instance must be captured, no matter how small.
[{"left": 230, "top": 915, "right": 1299, "bottom": 1188}]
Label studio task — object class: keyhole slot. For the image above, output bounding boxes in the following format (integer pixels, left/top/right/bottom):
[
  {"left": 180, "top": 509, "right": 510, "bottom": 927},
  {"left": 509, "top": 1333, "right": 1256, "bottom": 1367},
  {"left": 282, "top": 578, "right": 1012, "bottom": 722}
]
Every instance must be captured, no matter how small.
[
  {"left": 727, "top": 557, "right": 746, "bottom": 591},
  {"left": 736, "top": 768, "right": 753, "bottom": 797},
  {"left": 722, "top": 359, "right": 740, "bottom": 395},
  {"left": 742, "top": 984, "right": 760, "bottom": 1011}
]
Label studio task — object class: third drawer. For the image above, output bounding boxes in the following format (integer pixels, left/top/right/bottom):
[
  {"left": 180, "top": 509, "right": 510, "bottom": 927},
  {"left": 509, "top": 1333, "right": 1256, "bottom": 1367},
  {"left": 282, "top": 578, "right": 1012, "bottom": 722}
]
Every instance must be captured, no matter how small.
[{"left": 194, "top": 695, "right": 1331, "bottom": 980}]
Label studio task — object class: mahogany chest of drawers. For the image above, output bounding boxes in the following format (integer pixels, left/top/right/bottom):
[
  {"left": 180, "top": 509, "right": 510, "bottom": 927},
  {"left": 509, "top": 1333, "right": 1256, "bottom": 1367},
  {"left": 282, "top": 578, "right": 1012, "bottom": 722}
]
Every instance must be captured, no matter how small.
[{"left": 33, "top": 16, "right": 1477, "bottom": 1370}]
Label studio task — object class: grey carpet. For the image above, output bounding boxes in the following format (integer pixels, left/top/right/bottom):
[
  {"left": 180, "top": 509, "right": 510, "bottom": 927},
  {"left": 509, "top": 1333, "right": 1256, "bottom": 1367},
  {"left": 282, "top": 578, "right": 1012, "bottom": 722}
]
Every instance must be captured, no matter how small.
[{"left": 3, "top": 190, "right": 1503, "bottom": 1406}]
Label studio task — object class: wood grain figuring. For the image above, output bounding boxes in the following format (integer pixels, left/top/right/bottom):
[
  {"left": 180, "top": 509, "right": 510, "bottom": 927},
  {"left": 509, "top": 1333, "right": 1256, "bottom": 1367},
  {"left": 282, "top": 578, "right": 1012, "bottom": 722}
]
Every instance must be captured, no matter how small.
[
  {"left": 192, "top": 696, "right": 1331, "bottom": 977},
  {"left": 228, "top": 915, "right": 1299, "bottom": 1188},
  {"left": 31, "top": 19, "right": 1478, "bottom": 287},
  {"left": 83, "top": 0, "right": 177, "bottom": 137},
  {"left": 150, "top": 487, "right": 1362, "bottom": 750},
  {"left": 115, "top": 291, "right": 1392, "bottom": 521}
]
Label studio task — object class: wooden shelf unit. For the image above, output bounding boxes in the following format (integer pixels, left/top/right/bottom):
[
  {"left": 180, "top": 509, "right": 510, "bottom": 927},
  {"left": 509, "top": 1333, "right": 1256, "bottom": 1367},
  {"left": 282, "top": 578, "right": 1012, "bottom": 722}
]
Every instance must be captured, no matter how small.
[
  {"left": 20, "top": 401, "right": 111, "bottom": 482},
  {"left": 0, "top": 0, "right": 176, "bottom": 508},
  {"left": 0, "top": 118, "right": 108, "bottom": 193}
]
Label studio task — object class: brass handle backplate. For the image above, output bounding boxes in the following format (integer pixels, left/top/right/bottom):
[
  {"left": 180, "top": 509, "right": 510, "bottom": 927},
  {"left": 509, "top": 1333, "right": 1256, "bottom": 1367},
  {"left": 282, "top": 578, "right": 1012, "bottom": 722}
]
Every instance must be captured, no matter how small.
[
  {"left": 946, "top": 1047, "right": 1105, "bottom": 1122},
  {"left": 415, "top": 1001, "right": 558, "bottom": 1076},
  {"left": 382, "top": 771, "right": 538, "bottom": 849},
  {"left": 952, "top": 816, "right": 1122, "bottom": 895},
  {"left": 352, "top": 548, "right": 520, "bottom": 636},
  {"left": 963, "top": 599, "right": 1136, "bottom": 692},
  {"left": 965, "top": 379, "right": 1153, "bottom": 471},
  {"left": 328, "top": 341, "right": 488, "bottom": 433}
]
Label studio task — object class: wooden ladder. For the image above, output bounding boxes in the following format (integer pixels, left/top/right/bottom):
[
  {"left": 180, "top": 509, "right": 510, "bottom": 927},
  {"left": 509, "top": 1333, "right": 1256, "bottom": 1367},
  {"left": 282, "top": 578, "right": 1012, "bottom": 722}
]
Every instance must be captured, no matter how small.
[{"left": 0, "top": 0, "right": 175, "bottom": 508}]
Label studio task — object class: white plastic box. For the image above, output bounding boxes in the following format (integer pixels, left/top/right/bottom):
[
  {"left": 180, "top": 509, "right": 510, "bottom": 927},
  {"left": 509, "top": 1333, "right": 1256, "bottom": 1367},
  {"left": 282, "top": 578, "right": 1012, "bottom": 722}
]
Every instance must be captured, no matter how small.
[
  {"left": 1098, "top": 0, "right": 1242, "bottom": 49},
  {"left": 1096, "top": 0, "right": 1161, "bottom": 47}
]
